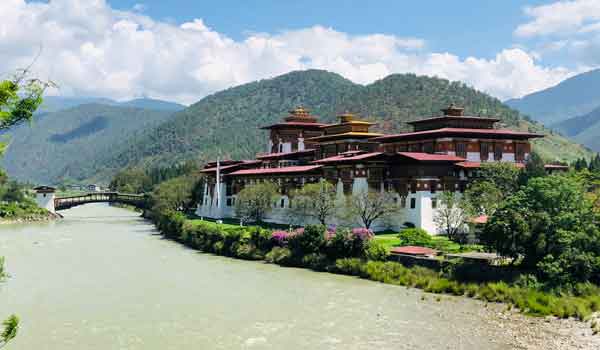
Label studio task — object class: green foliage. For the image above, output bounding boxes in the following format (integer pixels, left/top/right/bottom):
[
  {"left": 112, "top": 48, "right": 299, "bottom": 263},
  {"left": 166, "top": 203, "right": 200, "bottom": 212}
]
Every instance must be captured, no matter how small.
[
  {"left": 149, "top": 175, "right": 199, "bottom": 215},
  {"left": 96, "top": 70, "right": 589, "bottom": 183},
  {"left": 519, "top": 151, "right": 547, "bottom": 185},
  {"left": 464, "top": 162, "right": 521, "bottom": 217},
  {"left": 1, "top": 103, "right": 175, "bottom": 184},
  {"left": 109, "top": 168, "right": 152, "bottom": 193},
  {"left": 234, "top": 182, "right": 279, "bottom": 224},
  {"left": 288, "top": 225, "right": 326, "bottom": 257},
  {"left": 0, "top": 314, "right": 19, "bottom": 347},
  {"left": 289, "top": 181, "right": 336, "bottom": 225},
  {"left": 482, "top": 175, "right": 600, "bottom": 285},
  {"left": 265, "top": 247, "right": 293, "bottom": 265},
  {"left": 364, "top": 240, "right": 389, "bottom": 261},
  {"left": 397, "top": 228, "right": 433, "bottom": 246}
]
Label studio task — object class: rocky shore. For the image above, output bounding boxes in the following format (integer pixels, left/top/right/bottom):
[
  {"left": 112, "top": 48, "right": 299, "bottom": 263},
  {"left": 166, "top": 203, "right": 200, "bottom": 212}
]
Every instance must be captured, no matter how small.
[
  {"left": 479, "top": 302, "right": 600, "bottom": 349},
  {"left": 0, "top": 212, "right": 60, "bottom": 224}
]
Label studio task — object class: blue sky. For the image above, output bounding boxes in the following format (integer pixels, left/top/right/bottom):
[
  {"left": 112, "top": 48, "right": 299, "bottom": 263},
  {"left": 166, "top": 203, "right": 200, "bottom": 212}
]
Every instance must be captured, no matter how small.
[
  {"left": 107, "top": 0, "right": 544, "bottom": 60},
  {"left": 4, "top": 0, "right": 600, "bottom": 103}
]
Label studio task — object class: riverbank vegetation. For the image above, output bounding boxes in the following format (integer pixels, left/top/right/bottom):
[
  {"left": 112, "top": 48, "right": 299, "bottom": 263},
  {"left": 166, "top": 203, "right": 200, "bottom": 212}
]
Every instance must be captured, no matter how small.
[{"left": 139, "top": 153, "right": 600, "bottom": 330}]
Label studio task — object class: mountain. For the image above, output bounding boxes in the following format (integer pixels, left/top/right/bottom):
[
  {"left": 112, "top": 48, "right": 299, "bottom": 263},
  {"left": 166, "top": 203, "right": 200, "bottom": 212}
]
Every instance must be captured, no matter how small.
[
  {"left": 554, "top": 107, "right": 600, "bottom": 151},
  {"left": 38, "top": 96, "right": 186, "bottom": 114},
  {"left": 1, "top": 104, "right": 177, "bottom": 184},
  {"left": 85, "top": 70, "right": 590, "bottom": 181},
  {"left": 506, "top": 69, "right": 600, "bottom": 124},
  {"left": 118, "top": 98, "right": 186, "bottom": 112}
]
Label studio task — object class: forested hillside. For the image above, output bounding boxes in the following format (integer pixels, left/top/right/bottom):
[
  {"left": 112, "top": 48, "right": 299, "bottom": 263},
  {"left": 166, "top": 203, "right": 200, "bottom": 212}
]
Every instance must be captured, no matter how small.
[
  {"left": 90, "top": 70, "right": 590, "bottom": 181},
  {"left": 1, "top": 104, "right": 176, "bottom": 184},
  {"left": 38, "top": 96, "right": 186, "bottom": 114},
  {"left": 554, "top": 107, "right": 600, "bottom": 151},
  {"left": 506, "top": 68, "right": 600, "bottom": 124}
]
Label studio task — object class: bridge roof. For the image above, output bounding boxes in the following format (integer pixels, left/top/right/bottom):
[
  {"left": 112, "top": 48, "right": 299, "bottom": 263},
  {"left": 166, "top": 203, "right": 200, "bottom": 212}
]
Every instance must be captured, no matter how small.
[{"left": 33, "top": 186, "right": 56, "bottom": 193}]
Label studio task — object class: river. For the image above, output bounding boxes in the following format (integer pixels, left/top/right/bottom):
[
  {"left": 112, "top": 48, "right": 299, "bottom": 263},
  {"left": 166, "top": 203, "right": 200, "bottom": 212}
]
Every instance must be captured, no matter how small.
[{"left": 0, "top": 204, "right": 595, "bottom": 349}]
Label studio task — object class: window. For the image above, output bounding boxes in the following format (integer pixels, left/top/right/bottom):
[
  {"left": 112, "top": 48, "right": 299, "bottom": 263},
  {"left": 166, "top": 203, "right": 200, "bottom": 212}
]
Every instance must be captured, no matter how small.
[
  {"left": 515, "top": 143, "right": 526, "bottom": 162},
  {"left": 456, "top": 142, "right": 467, "bottom": 158},
  {"left": 280, "top": 198, "right": 285, "bottom": 208},
  {"left": 432, "top": 198, "right": 438, "bottom": 209},
  {"left": 410, "top": 198, "right": 416, "bottom": 209},
  {"left": 494, "top": 143, "right": 503, "bottom": 161},
  {"left": 480, "top": 143, "right": 489, "bottom": 161},
  {"left": 423, "top": 142, "right": 434, "bottom": 154}
]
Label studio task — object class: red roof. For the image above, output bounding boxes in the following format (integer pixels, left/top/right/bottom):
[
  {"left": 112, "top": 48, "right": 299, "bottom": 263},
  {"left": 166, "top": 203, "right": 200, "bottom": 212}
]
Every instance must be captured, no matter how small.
[
  {"left": 407, "top": 115, "right": 500, "bottom": 124},
  {"left": 397, "top": 152, "right": 465, "bottom": 162},
  {"left": 227, "top": 165, "right": 323, "bottom": 176},
  {"left": 469, "top": 215, "right": 489, "bottom": 224},
  {"left": 200, "top": 164, "right": 244, "bottom": 173},
  {"left": 455, "top": 161, "right": 525, "bottom": 169},
  {"left": 390, "top": 246, "right": 438, "bottom": 256},
  {"left": 544, "top": 164, "right": 569, "bottom": 169},
  {"left": 313, "top": 152, "right": 383, "bottom": 164},
  {"left": 372, "top": 128, "right": 544, "bottom": 142},
  {"left": 256, "top": 149, "right": 315, "bottom": 159},
  {"left": 260, "top": 122, "right": 329, "bottom": 129}
]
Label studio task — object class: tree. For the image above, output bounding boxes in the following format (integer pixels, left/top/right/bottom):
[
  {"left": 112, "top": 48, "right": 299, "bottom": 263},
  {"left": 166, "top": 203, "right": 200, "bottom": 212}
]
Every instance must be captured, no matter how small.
[
  {"left": 290, "top": 181, "right": 337, "bottom": 225},
  {"left": 478, "top": 162, "right": 521, "bottom": 194},
  {"left": 519, "top": 151, "right": 546, "bottom": 185},
  {"left": 481, "top": 175, "right": 600, "bottom": 285},
  {"left": 343, "top": 191, "right": 401, "bottom": 230},
  {"left": 109, "top": 168, "right": 153, "bottom": 193},
  {"left": 434, "top": 191, "right": 468, "bottom": 241},
  {"left": 235, "top": 182, "right": 279, "bottom": 224},
  {"left": 149, "top": 175, "right": 198, "bottom": 215},
  {"left": 463, "top": 180, "right": 503, "bottom": 217},
  {"left": 0, "top": 72, "right": 50, "bottom": 347}
]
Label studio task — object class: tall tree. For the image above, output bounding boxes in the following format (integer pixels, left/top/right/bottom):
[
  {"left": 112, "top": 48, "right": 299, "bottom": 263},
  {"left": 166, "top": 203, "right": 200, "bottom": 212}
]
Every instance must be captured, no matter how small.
[
  {"left": 519, "top": 151, "right": 546, "bottom": 185},
  {"left": 342, "top": 191, "right": 401, "bottom": 230},
  {"left": 434, "top": 191, "right": 468, "bottom": 241},
  {"left": 481, "top": 175, "right": 600, "bottom": 285},
  {"left": 235, "top": 182, "right": 279, "bottom": 224},
  {"left": 290, "top": 181, "right": 337, "bottom": 225}
]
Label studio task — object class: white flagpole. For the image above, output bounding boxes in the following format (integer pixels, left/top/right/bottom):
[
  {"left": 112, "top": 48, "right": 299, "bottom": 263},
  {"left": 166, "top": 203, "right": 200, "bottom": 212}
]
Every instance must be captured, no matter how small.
[{"left": 216, "top": 156, "right": 221, "bottom": 213}]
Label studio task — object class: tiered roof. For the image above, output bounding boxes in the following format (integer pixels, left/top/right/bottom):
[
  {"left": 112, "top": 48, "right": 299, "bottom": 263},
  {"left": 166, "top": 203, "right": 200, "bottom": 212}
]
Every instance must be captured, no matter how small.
[
  {"left": 305, "top": 112, "right": 382, "bottom": 142},
  {"left": 260, "top": 106, "right": 328, "bottom": 129}
]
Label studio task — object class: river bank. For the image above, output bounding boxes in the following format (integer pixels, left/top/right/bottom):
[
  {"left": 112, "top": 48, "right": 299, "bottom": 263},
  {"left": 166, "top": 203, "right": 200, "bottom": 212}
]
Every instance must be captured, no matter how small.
[{"left": 1, "top": 204, "right": 598, "bottom": 349}]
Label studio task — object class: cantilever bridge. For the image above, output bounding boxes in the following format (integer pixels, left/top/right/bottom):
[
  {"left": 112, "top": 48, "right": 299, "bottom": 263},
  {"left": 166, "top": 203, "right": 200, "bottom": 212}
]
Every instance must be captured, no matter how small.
[{"left": 54, "top": 192, "right": 149, "bottom": 211}]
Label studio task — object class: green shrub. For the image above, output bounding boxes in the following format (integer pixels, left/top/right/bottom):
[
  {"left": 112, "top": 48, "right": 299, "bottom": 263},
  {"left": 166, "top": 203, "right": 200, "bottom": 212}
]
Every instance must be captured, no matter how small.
[
  {"left": 364, "top": 241, "right": 389, "bottom": 261},
  {"left": 235, "top": 243, "right": 264, "bottom": 260},
  {"left": 301, "top": 253, "right": 330, "bottom": 271},
  {"left": 397, "top": 228, "right": 432, "bottom": 246},
  {"left": 335, "top": 258, "right": 365, "bottom": 276},
  {"left": 288, "top": 224, "right": 326, "bottom": 257},
  {"left": 265, "top": 247, "right": 293, "bottom": 266}
]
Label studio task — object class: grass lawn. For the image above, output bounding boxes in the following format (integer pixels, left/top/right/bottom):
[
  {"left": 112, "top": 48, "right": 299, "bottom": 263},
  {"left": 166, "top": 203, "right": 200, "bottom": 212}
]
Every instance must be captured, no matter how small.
[{"left": 373, "top": 233, "right": 481, "bottom": 254}]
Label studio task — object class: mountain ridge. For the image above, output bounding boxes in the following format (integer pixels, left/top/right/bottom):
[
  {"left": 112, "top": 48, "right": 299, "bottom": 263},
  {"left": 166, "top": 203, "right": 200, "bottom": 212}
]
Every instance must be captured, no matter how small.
[{"left": 86, "top": 69, "right": 590, "bottom": 182}]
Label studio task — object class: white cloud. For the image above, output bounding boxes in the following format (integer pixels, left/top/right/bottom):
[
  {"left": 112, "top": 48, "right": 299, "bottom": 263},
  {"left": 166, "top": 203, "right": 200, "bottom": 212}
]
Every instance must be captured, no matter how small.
[
  {"left": 515, "top": 0, "right": 600, "bottom": 37},
  {"left": 0, "top": 0, "right": 576, "bottom": 104}
]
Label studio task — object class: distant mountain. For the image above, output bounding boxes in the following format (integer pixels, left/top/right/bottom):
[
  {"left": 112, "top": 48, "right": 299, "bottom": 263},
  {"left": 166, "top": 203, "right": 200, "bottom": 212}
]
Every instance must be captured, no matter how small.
[
  {"left": 506, "top": 69, "right": 600, "bottom": 124},
  {"left": 38, "top": 96, "right": 115, "bottom": 114},
  {"left": 554, "top": 107, "right": 600, "bottom": 151},
  {"left": 1, "top": 104, "right": 176, "bottom": 184},
  {"left": 38, "top": 96, "right": 185, "bottom": 114},
  {"left": 118, "top": 98, "right": 186, "bottom": 112},
  {"left": 83, "top": 70, "right": 590, "bottom": 181}
]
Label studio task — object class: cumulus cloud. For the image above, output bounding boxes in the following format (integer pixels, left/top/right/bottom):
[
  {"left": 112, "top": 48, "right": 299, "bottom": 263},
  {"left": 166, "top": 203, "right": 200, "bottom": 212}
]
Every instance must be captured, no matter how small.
[
  {"left": 515, "top": 0, "right": 600, "bottom": 37},
  {"left": 0, "top": 0, "right": 575, "bottom": 104}
]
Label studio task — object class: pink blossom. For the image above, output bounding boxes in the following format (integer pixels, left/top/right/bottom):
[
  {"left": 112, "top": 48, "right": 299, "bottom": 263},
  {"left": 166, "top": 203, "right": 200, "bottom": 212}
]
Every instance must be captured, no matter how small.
[{"left": 351, "top": 227, "right": 374, "bottom": 240}]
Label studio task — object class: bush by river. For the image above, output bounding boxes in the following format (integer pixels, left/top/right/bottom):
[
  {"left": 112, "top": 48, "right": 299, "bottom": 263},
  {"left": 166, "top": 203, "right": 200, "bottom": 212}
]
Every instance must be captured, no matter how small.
[{"left": 152, "top": 210, "right": 600, "bottom": 333}]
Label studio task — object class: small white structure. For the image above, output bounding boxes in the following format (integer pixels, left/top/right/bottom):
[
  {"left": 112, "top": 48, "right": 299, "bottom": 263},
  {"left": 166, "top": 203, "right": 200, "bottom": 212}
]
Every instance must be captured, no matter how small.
[{"left": 33, "top": 186, "right": 56, "bottom": 213}]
